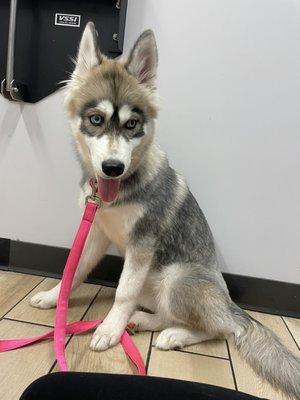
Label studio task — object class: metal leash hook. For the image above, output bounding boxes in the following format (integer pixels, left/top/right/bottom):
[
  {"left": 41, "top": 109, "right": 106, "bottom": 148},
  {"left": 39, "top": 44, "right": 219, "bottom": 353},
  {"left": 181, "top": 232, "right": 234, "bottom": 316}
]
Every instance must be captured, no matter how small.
[
  {"left": 1, "top": 0, "right": 26, "bottom": 101},
  {"left": 85, "top": 177, "right": 102, "bottom": 206}
]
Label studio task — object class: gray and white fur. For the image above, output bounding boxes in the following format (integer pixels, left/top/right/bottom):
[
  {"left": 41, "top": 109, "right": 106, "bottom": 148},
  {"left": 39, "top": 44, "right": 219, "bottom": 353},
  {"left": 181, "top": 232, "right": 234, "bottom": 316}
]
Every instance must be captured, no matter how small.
[{"left": 30, "top": 22, "right": 300, "bottom": 399}]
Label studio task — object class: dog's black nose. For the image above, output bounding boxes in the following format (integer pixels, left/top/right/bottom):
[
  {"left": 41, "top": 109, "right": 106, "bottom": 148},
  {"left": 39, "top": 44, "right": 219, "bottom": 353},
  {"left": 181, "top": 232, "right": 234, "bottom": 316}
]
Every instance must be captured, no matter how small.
[{"left": 102, "top": 159, "right": 125, "bottom": 177}]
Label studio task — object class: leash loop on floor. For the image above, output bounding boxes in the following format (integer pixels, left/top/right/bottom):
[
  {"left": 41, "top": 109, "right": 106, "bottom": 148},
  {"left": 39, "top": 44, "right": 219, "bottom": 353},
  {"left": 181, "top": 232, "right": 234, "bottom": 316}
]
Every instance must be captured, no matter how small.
[{"left": 0, "top": 178, "right": 146, "bottom": 376}]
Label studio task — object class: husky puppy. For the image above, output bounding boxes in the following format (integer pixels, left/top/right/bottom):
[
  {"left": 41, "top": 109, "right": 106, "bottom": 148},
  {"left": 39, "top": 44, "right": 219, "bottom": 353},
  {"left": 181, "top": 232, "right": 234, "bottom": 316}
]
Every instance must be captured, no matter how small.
[{"left": 31, "top": 22, "right": 300, "bottom": 398}]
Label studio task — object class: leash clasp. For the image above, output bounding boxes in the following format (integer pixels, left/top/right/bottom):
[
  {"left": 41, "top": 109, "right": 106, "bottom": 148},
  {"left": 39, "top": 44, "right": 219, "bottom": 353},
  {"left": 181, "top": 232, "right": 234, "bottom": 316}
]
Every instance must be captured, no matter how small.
[{"left": 85, "top": 177, "right": 102, "bottom": 206}]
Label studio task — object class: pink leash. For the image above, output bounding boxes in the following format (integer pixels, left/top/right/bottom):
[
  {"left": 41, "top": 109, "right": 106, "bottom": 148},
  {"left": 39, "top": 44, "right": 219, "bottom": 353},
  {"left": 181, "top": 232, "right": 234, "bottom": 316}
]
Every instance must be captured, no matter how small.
[{"left": 0, "top": 179, "right": 146, "bottom": 376}]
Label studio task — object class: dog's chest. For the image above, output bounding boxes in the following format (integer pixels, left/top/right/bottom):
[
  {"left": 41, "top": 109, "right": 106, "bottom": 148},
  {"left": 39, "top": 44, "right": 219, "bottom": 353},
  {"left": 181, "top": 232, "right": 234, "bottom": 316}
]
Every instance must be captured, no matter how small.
[{"left": 97, "top": 203, "right": 144, "bottom": 251}]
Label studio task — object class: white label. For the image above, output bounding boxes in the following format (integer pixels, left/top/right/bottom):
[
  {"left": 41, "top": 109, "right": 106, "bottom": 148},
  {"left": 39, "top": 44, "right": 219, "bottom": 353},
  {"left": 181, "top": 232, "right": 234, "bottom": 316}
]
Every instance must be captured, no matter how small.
[{"left": 55, "top": 13, "right": 81, "bottom": 27}]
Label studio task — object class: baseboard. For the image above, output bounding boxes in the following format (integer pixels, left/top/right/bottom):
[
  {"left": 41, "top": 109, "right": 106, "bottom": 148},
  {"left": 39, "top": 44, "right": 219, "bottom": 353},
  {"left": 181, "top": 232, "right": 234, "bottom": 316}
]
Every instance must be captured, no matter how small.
[
  {"left": 7, "top": 240, "right": 121, "bottom": 288},
  {"left": 1, "top": 238, "right": 299, "bottom": 318},
  {"left": 0, "top": 237, "right": 10, "bottom": 268},
  {"left": 222, "top": 273, "right": 299, "bottom": 318}
]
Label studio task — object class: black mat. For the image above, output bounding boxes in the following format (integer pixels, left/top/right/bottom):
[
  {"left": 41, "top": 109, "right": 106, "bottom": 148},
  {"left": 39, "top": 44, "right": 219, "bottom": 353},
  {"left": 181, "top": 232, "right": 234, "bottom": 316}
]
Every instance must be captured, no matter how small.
[{"left": 20, "top": 372, "right": 266, "bottom": 400}]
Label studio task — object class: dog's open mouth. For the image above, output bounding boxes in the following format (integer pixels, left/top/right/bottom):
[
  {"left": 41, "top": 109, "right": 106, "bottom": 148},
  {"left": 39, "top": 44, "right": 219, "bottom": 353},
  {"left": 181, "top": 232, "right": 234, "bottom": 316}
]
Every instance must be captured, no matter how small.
[{"left": 97, "top": 176, "right": 120, "bottom": 203}]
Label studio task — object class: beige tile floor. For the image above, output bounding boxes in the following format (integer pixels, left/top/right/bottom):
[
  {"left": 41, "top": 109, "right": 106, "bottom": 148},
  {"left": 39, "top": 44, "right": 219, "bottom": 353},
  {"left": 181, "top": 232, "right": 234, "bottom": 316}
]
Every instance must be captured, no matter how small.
[{"left": 0, "top": 271, "right": 299, "bottom": 400}]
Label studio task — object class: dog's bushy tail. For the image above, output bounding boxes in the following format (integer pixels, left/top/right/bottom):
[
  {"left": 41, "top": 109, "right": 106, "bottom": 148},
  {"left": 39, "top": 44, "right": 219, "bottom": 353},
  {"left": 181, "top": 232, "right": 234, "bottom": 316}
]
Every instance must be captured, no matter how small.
[{"left": 231, "top": 306, "right": 300, "bottom": 399}]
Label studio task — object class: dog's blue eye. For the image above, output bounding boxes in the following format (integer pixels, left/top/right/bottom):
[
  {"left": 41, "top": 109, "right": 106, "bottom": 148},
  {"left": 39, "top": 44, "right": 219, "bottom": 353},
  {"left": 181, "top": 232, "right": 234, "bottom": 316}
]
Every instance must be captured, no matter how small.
[
  {"left": 89, "top": 114, "right": 103, "bottom": 126},
  {"left": 125, "top": 119, "right": 137, "bottom": 129}
]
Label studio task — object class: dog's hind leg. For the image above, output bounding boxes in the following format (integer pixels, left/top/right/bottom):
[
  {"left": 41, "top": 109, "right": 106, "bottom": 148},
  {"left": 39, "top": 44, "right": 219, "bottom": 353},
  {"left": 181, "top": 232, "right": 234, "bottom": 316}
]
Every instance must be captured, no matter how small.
[
  {"left": 153, "top": 263, "right": 237, "bottom": 345},
  {"left": 161, "top": 265, "right": 300, "bottom": 398},
  {"left": 155, "top": 326, "right": 215, "bottom": 350},
  {"left": 30, "top": 217, "right": 111, "bottom": 309},
  {"left": 166, "top": 269, "right": 239, "bottom": 339}
]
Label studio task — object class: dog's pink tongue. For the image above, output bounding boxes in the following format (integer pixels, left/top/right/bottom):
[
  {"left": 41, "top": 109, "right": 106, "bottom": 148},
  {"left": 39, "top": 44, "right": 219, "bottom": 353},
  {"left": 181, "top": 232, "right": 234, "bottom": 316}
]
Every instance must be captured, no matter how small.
[{"left": 98, "top": 176, "right": 120, "bottom": 203}]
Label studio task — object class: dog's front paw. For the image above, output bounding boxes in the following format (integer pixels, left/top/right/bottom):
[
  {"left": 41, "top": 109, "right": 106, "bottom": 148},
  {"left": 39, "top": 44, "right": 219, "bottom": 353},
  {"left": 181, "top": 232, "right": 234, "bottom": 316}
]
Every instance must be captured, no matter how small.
[
  {"left": 90, "top": 324, "right": 121, "bottom": 352},
  {"left": 30, "top": 291, "right": 57, "bottom": 309}
]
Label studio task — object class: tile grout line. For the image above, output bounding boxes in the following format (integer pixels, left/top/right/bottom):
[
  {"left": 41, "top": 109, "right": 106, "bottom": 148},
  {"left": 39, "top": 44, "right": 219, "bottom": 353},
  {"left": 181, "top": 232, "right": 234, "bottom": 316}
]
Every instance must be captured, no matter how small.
[
  {"left": 3, "top": 316, "right": 53, "bottom": 329},
  {"left": 145, "top": 331, "right": 154, "bottom": 373},
  {"left": 3, "top": 284, "right": 103, "bottom": 330},
  {"left": 175, "top": 348, "right": 229, "bottom": 360},
  {"left": 225, "top": 340, "right": 238, "bottom": 391},
  {"left": 151, "top": 343, "right": 229, "bottom": 361},
  {"left": 2, "top": 277, "right": 46, "bottom": 319},
  {"left": 48, "top": 286, "right": 103, "bottom": 373},
  {"left": 281, "top": 316, "right": 300, "bottom": 351}
]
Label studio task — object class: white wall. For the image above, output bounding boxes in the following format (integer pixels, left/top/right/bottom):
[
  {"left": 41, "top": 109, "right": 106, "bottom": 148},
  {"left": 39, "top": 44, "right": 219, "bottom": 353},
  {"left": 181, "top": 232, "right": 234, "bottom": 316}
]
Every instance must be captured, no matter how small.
[{"left": 1, "top": 0, "right": 299, "bottom": 283}]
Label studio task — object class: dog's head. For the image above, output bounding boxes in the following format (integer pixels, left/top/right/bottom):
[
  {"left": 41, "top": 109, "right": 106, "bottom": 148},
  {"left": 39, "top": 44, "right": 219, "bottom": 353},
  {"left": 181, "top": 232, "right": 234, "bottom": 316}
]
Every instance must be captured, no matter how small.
[{"left": 65, "top": 22, "right": 158, "bottom": 202}]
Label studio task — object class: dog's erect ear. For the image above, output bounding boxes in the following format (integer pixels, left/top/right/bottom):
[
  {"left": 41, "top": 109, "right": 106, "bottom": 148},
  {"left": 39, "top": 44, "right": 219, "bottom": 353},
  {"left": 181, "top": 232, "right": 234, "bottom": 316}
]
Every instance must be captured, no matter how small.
[
  {"left": 73, "top": 22, "right": 102, "bottom": 76},
  {"left": 126, "top": 30, "right": 158, "bottom": 87}
]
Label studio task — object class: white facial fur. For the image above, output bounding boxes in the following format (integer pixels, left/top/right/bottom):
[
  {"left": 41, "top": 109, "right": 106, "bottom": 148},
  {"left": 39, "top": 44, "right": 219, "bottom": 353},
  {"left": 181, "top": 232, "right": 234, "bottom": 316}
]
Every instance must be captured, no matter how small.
[
  {"left": 97, "top": 100, "right": 114, "bottom": 120},
  {"left": 65, "top": 25, "right": 158, "bottom": 182},
  {"left": 83, "top": 100, "right": 145, "bottom": 177},
  {"left": 85, "top": 134, "right": 143, "bottom": 178},
  {"left": 118, "top": 104, "right": 132, "bottom": 125}
]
